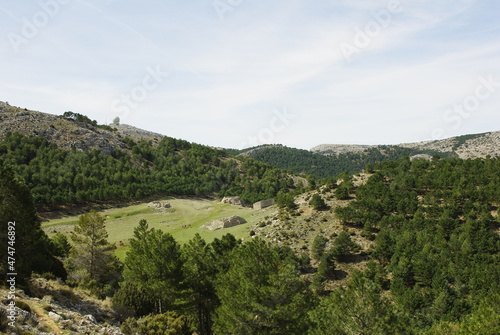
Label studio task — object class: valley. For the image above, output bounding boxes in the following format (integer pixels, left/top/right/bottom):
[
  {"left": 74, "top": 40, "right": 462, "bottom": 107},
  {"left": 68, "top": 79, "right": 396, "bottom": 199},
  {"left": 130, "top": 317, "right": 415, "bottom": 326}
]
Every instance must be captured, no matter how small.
[
  {"left": 42, "top": 197, "right": 276, "bottom": 260},
  {"left": 1, "top": 105, "right": 499, "bottom": 334}
]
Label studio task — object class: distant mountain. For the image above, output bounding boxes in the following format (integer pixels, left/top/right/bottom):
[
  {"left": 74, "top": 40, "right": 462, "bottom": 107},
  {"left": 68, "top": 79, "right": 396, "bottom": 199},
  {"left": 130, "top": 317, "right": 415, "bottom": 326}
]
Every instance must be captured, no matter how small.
[
  {"left": 237, "top": 144, "right": 448, "bottom": 179},
  {"left": 239, "top": 132, "right": 500, "bottom": 179},
  {"left": 311, "top": 131, "right": 500, "bottom": 159}
]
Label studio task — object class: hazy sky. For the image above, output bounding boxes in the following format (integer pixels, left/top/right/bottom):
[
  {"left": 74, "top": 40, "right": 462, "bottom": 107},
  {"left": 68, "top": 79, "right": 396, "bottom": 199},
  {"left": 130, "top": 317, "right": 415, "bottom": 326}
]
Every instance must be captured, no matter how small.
[{"left": 1, "top": 0, "right": 499, "bottom": 149}]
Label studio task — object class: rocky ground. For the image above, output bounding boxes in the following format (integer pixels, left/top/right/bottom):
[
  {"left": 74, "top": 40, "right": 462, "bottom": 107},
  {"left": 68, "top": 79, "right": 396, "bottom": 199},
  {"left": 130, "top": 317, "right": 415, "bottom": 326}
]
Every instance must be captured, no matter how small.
[
  {"left": 250, "top": 173, "right": 374, "bottom": 289},
  {"left": 0, "top": 277, "right": 123, "bottom": 335},
  {"left": 0, "top": 102, "right": 163, "bottom": 156}
]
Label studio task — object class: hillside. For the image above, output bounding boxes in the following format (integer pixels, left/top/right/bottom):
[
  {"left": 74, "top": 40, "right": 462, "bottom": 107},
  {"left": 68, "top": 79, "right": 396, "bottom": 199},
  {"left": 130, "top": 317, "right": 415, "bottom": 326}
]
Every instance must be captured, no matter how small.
[
  {"left": 0, "top": 102, "right": 126, "bottom": 155},
  {"left": 0, "top": 102, "right": 298, "bottom": 209},
  {"left": 237, "top": 144, "right": 450, "bottom": 178},
  {"left": 237, "top": 131, "right": 500, "bottom": 179},
  {"left": 398, "top": 131, "right": 500, "bottom": 159},
  {"left": 1, "top": 278, "right": 123, "bottom": 334},
  {"left": 1, "top": 101, "right": 499, "bottom": 334},
  {"left": 311, "top": 131, "right": 500, "bottom": 159},
  {"left": 0, "top": 102, "right": 170, "bottom": 155}
]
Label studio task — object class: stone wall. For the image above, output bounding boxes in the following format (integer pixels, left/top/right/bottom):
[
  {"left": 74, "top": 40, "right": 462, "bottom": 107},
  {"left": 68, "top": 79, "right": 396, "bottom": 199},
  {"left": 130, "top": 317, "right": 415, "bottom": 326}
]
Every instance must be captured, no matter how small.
[{"left": 253, "top": 199, "right": 275, "bottom": 210}]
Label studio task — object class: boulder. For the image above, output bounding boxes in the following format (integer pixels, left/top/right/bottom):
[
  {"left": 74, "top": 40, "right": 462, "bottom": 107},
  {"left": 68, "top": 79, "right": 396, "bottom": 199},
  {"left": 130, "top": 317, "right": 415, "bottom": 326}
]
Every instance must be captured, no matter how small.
[
  {"left": 410, "top": 154, "right": 433, "bottom": 161},
  {"left": 84, "top": 314, "right": 97, "bottom": 323},
  {"left": 49, "top": 311, "right": 63, "bottom": 322},
  {"left": 221, "top": 196, "right": 244, "bottom": 207},
  {"left": 204, "top": 216, "right": 247, "bottom": 231},
  {"left": 148, "top": 201, "right": 171, "bottom": 209}
]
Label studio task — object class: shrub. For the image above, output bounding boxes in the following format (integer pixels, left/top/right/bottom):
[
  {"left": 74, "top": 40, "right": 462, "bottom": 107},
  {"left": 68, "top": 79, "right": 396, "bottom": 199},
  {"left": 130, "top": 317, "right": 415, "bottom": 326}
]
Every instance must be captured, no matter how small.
[
  {"left": 309, "top": 194, "right": 328, "bottom": 210},
  {"left": 121, "top": 312, "right": 193, "bottom": 335}
]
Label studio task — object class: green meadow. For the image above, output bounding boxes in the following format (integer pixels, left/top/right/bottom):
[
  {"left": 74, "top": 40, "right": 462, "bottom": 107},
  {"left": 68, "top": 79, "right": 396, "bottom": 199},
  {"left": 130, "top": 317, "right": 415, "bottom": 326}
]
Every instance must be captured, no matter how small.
[{"left": 42, "top": 198, "right": 275, "bottom": 260}]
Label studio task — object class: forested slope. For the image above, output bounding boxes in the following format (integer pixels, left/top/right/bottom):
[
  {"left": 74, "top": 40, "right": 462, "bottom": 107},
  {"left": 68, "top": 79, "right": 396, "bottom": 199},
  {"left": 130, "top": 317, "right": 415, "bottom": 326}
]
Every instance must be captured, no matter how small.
[
  {"left": 0, "top": 133, "right": 296, "bottom": 209},
  {"left": 238, "top": 144, "right": 450, "bottom": 178},
  {"left": 330, "top": 157, "right": 500, "bottom": 333}
]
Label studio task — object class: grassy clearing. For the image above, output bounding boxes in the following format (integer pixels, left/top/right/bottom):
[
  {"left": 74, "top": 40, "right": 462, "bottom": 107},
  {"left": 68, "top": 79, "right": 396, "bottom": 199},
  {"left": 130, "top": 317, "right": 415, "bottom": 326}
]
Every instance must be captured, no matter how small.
[{"left": 42, "top": 198, "right": 274, "bottom": 260}]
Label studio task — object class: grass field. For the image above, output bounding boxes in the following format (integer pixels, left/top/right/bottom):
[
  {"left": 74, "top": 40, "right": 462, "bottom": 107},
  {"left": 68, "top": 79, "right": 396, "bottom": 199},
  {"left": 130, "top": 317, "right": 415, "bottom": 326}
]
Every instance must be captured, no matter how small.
[{"left": 42, "top": 198, "right": 275, "bottom": 260}]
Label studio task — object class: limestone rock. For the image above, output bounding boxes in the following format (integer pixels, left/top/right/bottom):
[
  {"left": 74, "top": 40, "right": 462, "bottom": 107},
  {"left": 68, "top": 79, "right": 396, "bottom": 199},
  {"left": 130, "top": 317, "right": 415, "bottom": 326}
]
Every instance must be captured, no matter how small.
[
  {"left": 221, "top": 196, "right": 244, "bottom": 207},
  {"left": 204, "top": 216, "right": 247, "bottom": 231},
  {"left": 410, "top": 154, "right": 433, "bottom": 161},
  {"left": 49, "top": 311, "right": 63, "bottom": 322},
  {"left": 148, "top": 201, "right": 171, "bottom": 209},
  {"left": 84, "top": 314, "right": 97, "bottom": 323}
]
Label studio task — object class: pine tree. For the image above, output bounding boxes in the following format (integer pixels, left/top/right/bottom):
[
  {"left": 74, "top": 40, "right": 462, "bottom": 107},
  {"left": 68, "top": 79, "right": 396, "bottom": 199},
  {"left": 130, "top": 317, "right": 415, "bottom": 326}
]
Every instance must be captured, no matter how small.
[
  {"left": 0, "top": 162, "right": 65, "bottom": 283},
  {"left": 309, "top": 193, "right": 328, "bottom": 210},
  {"left": 311, "top": 235, "right": 328, "bottom": 261},
  {"left": 182, "top": 234, "right": 219, "bottom": 335},
  {"left": 123, "top": 220, "right": 184, "bottom": 314},
  {"left": 309, "top": 271, "right": 406, "bottom": 335},
  {"left": 66, "top": 210, "right": 121, "bottom": 296},
  {"left": 214, "top": 238, "right": 314, "bottom": 334},
  {"left": 331, "top": 230, "right": 361, "bottom": 262}
]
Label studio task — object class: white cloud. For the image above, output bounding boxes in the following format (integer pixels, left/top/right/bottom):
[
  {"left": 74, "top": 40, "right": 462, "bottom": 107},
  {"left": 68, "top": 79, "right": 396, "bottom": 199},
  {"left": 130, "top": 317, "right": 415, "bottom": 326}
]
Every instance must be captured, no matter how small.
[{"left": 0, "top": 0, "right": 498, "bottom": 149}]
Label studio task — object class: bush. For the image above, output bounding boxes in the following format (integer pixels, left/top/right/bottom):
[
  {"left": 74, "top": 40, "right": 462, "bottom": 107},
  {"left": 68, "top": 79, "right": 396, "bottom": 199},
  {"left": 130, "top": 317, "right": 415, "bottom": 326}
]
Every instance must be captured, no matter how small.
[
  {"left": 15, "top": 301, "right": 31, "bottom": 314},
  {"left": 121, "top": 312, "right": 193, "bottom": 335},
  {"left": 112, "top": 282, "right": 155, "bottom": 318},
  {"left": 311, "top": 235, "right": 328, "bottom": 261},
  {"left": 276, "top": 192, "right": 298, "bottom": 210},
  {"left": 331, "top": 231, "right": 361, "bottom": 262},
  {"left": 309, "top": 194, "right": 328, "bottom": 210}
]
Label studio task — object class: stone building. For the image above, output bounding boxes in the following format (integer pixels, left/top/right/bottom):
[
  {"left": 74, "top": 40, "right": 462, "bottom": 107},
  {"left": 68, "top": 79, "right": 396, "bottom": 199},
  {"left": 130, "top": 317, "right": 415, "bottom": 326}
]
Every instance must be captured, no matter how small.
[{"left": 253, "top": 199, "right": 275, "bottom": 210}]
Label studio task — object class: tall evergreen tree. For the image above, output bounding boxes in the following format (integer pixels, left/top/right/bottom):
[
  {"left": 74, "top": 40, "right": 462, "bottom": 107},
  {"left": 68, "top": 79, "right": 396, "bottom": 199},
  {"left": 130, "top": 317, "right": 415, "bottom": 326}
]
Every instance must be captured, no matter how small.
[
  {"left": 214, "top": 238, "right": 314, "bottom": 334},
  {"left": 123, "top": 220, "right": 184, "bottom": 314},
  {"left": 309, "top": 271, "right": 406, "bottom": 335},
  {"left": 309, "top": 194, "right": 328, "bottom": 210},
  {"left": 311, "top": 235, "right": 328, "bottom": 261},
  {"left": 66, "top": 210, "right": 121, "bottom": 295},
  {"left": 331, "top": 230, "right": 361, "bottom": 262},
  {"left": 182, "top": 234, "right": 219, "bottom": 335},
  {"left": 0, "top": 162, "right": 65, "bottom": 284}
]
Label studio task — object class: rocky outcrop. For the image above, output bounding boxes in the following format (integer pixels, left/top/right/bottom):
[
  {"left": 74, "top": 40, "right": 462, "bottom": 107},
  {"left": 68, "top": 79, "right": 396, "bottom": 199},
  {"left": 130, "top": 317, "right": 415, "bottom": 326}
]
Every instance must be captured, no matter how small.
[
  {"left": 148, "top": 201, "right": 171, "bottom": 209},
  {"left": 203, "top": 216, "right": 247, "bottom": 231},
  {"left": 0, "top": 105, "right": 127, "bottom": 155},
  {"left": 410, "top": 154, "right": 433, "bottom": 161},
  {"left": 0, "top": 278, "right": 123, "bottom": 334},
  {"left": 113, "top": 123, "right": 164, "bottom": 143},
  {"left": 311, "top": 131, "right": 500, "bottom": 159},
  {"left": 221, "top": 196, "right": 244, "bottom": 207}
]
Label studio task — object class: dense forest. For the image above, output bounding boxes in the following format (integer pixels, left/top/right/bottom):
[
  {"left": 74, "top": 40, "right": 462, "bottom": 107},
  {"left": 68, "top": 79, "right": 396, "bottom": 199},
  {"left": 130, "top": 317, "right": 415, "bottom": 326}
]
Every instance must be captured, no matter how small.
[
  {"left": 334, "top": 157, "right": 500, "bottom": 333},
  {"left": 0, "top": 133, "right": 297, "bottom": 208},
  {"left": 2, "top": 151, "right": 499, "bottom": 334},
  {"left": 236, "top": 144, "right": 451, "bottom": 178}
]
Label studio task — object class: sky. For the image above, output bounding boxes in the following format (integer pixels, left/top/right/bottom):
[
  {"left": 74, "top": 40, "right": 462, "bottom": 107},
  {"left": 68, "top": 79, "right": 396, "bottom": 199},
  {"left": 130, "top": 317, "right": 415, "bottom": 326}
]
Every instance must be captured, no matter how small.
[{"left": 1, "top": 0, "right": 499, "bottom": 150}]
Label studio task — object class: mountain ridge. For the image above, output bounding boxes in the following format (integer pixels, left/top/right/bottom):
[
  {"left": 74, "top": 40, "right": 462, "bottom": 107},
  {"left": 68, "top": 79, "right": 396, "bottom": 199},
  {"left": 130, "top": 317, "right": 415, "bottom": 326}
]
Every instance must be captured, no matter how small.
[
  {"left": 2, "top": 101, "right": 499, "bottom": 159},
  {"left": 310, "top": 131, "right": 500, "bottom": 159}
]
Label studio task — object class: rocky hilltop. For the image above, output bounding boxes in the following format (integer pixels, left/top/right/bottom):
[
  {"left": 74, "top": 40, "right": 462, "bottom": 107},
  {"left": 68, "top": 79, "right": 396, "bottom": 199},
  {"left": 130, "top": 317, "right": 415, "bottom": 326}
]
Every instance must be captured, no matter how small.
[
  {"left": 2, "top": 101, "right": 499, "bottom": 160},
  {"left": 398, "top": 131, "right": 500, "bottom": 159},
  {"left": 0, "top": 102, "right": 164, "bottom": 155},
  {"left": 311, "top": 131, "right": 500, "bottom": 159},
  {"left": 112, "top": 123, "right": 164, "bottom": 144}
]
